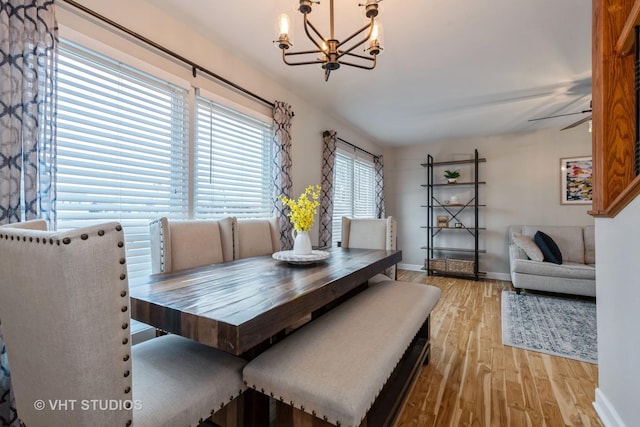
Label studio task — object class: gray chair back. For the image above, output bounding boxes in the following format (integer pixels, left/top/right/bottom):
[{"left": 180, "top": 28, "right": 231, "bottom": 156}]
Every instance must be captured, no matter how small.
[
  {"left": 149, "top": 217, "right": 235, "bottom": 273},
  {"left": 341, "top": 216, "right": 397, "bottom": 280},
  {"left": 235, "top": 217, "right": 280, "bottom": 259}
]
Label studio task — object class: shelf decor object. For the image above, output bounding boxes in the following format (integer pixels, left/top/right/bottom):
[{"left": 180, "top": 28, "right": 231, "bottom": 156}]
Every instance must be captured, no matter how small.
[
  {"left": 274, "top": 0, "right": 384, "bottom": 81},
  {"left": 447, "top": 258, "right": 475, "bottom": 275},
  {"left": 420, "top": 149, "right": 487, "bottom": 280},
  {"left": 425, "top": 258, "right": 446, "bottom": 271},
  {"left": 436, "top": 215, "right": 450, "bottom": 228},
  {"left": 444, "top": 169, "right": 460, "bottom": 184}
]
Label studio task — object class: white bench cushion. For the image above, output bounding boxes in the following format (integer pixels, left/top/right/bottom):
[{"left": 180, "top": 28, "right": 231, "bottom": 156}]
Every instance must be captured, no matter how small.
[{"left": 243, "top": 280, "right": 441, "bottom": 427}]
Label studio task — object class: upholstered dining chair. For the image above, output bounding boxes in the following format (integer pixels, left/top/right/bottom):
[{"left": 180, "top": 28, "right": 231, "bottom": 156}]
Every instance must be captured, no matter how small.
[
  {"left": 0, "top": 220, "right": 48, "bottom": 426},
  {"left": 149, "top": 216, "right": 235, "bottom": 273},
  {"left": 0, "top": 222, "right": 246, "bottom": 427},
  {"left": 235, "top": 217, "right": 280, "bottom": 259},
  {"left": 341, "top": 216, "right": 398, "bottom": 282}
]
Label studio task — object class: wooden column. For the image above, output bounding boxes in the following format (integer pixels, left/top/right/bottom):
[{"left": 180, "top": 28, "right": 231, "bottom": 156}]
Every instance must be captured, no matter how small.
[{"left": 591, "top": 0, "right": 636, "bottom": 216}]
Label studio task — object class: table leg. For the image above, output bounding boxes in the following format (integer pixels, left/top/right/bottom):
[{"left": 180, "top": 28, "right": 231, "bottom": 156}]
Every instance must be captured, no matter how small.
[{"left": 243, "top": 388, "right": 270, "bottom": 427}]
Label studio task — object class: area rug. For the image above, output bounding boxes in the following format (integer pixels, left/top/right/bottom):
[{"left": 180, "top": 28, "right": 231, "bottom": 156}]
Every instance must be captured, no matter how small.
[{"left": 501, "top": 290, "right": 597, "bottom": 364}]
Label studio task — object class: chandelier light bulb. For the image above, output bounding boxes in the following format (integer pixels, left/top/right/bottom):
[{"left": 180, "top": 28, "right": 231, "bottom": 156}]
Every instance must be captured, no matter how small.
[
  {"left": 279, "top": 13, "right": 290, "bottom": 36},
  {"left": 367, "top": 21, "right": 383, "bottom": 55},
  {"left": 275, "top": 13, "right": 293, "bottom": 49}
]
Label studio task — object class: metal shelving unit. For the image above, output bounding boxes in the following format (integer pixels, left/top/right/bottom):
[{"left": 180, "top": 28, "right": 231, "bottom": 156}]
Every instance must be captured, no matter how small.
[{"left": 421, "top": 149, "right": 486, "bottom": 280}]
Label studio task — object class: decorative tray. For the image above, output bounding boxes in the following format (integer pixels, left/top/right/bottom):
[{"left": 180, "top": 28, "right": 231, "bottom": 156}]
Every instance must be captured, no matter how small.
[{"left": 272, "top": 250, "right": 330, "bottom": 265}]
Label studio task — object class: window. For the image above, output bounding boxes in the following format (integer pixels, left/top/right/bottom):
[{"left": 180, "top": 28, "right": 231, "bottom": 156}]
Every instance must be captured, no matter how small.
[
  {"left": 332, "top": 148, "right": 376, "bottom": 246},
  {"left": 55, "top": 40, "right": 273, "bottom": 281},
  {"left": 194, "top": 96, "right": 273, "bottom": 219},
  {"left": 56, "top": 41, "right": 189, "bottom": 280}
]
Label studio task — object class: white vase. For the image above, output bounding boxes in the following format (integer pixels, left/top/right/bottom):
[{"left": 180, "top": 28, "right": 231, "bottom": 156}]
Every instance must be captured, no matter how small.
[{"left": 292, "top": 230, "right": 312, "bottom": 255}]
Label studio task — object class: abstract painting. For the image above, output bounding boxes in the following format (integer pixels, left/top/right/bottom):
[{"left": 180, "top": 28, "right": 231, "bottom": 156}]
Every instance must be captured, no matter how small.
[{"left": 561, "top": 156, "right": 592, "bottom": 204}]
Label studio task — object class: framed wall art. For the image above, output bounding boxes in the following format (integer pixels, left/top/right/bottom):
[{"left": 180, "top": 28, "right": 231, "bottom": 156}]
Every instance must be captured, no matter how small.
[{"left": 560, "top": 156, "right": 592, "bottom": 204}]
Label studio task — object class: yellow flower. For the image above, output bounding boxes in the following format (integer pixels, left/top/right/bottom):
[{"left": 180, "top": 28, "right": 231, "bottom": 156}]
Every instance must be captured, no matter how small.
[{"left": 279, "top": 185, "right": 321, "bottom": 232}]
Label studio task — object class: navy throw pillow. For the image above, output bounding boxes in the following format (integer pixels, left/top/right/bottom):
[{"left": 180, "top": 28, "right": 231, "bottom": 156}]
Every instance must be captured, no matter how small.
[{"left": 534, "top": 231, "right": 563, "bottom": 264}]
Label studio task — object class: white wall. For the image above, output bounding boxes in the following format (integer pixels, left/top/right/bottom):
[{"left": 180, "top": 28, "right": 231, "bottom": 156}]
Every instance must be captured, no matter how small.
[
  {"left": 57, "top": 0, "right": 382, "bottom": 245},
  {"left": 593, "top": 200, "right": 640, "bottom": 427},
  {"left": 385, "top": 126, "right": 594, "bottom": 278}
]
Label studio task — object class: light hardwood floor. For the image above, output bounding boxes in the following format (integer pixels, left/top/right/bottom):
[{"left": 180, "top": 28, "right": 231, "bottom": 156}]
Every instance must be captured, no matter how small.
[{"left": 393, "top": 271, "right": 601, "bottom": 427}]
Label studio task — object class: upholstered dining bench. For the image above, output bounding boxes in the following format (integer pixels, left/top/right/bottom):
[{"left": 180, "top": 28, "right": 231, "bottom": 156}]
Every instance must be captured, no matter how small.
[{"left": 243, "top": 279, "right": 441, "bottom": 427}]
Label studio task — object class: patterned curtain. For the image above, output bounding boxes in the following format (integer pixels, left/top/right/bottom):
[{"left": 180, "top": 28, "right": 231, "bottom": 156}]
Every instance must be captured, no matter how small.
[
  {"left": 319, "top": 130, "right": 336, "bottom": 248},
  {"left": 271, "top": 101, "right": 294, "bottom": 249},
  {"left": 0, "top": 1, "right": 58, "bottom": 425},
  {"left": 374, "top": 154, "right": 385, "bottom": 218}
]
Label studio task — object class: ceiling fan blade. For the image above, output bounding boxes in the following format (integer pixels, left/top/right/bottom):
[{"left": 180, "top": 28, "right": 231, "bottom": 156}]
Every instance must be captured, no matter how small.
[
  {"left": 561, "top": 115, "right": 592, "bottom": 131},
  {"left": 528, "top": 109, "right": 593, "bottom": 122}
]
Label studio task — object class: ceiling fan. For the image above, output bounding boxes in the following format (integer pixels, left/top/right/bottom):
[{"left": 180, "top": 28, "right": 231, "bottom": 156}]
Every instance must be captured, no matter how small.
[{"left": 528, "top": 100, "right": 592, "bottom": 130}]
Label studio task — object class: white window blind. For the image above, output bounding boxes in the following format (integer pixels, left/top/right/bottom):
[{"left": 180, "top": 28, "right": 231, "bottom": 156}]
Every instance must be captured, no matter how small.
[
  {"left": 194, "top": 96, "right": 273, "bottom": 219},
  {"left": 56, "top": 40, "right": 189, "bottom": 280},
  {"left": 332, "top": 149, "right": 376, "bottom": 246}
]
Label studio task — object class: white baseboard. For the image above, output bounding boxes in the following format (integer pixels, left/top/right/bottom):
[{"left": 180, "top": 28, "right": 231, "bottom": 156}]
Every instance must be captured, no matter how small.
[
  {"left": 397, "top": 263, "right": 512, "bottom": 282},
  {"left": 486, "top": 272, "right": 511, "bottom": 281},
  {"left": 593, "top": 388, "right": 626, "bottom": 427},
  {"left": 398, "top": 263, "right": 423, "bottom": 271}
]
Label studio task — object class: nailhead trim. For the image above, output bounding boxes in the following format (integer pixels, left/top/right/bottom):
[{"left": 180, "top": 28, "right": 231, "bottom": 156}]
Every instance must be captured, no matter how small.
[{"left": 112, "top": 225, "right": 132, "bottom": 412}]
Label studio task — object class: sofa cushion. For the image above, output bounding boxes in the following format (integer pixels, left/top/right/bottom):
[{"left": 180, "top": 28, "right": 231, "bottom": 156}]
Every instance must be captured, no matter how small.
[
  {"left": 511, "top": 232, "right": 543, "bottom": 261},
  {"left": 512, "top": 259, "right": 595, "bottom": 280},
  {"left": 584, "top": 226, "right": 596, "bottom": 265},
  {"left": 534, "top": 231, "right": 563, "bottom": 264},
  {"left": 521, "top": 226, "right": 585, "bottom": 264}
]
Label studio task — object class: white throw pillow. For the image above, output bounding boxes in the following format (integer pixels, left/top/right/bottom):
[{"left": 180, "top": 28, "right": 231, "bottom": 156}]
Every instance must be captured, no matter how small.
[{"left": 512, "top": 232, "right": 544, "bottom": 262}]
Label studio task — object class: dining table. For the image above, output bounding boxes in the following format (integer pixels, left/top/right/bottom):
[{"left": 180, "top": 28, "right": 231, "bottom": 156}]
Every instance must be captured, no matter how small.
[{"left": 129, "top": 246, "right": 402, "bottom": 357}]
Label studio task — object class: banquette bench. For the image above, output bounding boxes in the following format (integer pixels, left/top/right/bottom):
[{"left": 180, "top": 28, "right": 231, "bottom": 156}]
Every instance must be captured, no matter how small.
[{"left": 243, "top": 279, "right": 441, "bottom": 427}]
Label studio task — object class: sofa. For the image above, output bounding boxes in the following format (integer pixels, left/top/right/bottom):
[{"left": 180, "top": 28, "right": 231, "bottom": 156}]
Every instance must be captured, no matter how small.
[{"left": 508, "top": 225, "right": 596, "bottom": 297}]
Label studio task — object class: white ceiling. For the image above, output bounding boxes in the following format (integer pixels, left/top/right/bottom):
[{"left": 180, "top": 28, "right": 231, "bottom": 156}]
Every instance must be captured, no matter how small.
[{"left": 152, "top": 0, "right": 592, "bottom": 147}]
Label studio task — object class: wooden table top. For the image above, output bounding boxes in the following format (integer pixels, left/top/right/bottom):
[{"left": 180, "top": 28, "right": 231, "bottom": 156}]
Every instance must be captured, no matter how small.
[{"left": 130, "top": 247, "right": 401, "bottom": 356}]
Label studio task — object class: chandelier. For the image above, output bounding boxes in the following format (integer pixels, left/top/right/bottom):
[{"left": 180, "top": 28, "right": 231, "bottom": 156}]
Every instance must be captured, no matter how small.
[{"left": 274, "top": 0, "right": 384, "bottom": 81}]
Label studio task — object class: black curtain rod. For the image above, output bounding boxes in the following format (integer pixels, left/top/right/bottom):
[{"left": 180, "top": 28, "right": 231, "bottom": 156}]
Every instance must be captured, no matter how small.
[
  {"left": 60, "top": 0, "right": 275, "bottom": 109},
  {"left": 337, "top": 137, "right": 379, "bottom": 158}
]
